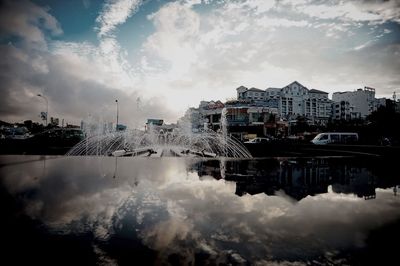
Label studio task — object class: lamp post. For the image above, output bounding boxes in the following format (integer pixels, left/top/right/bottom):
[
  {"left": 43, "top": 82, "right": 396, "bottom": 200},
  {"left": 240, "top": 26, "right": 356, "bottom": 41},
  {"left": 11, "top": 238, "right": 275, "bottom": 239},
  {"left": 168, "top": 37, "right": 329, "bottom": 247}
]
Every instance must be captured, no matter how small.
[
  {"left": 37, "top": 94, "right": 48, "bottom": 126},
  {"left": 115, "top": 99, "right": 119, "bottom": 131}
]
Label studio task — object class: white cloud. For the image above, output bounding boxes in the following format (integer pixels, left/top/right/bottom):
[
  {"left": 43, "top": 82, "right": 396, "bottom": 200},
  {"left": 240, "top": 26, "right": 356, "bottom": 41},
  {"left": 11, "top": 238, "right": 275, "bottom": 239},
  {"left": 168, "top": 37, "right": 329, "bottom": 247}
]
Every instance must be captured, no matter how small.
[
  {"left": 93, "top": 0, "right": 144, "bottom": 93},
  {"left": 134, "top": 0, "right": 400, "bottom": 109},
  {"left": 51, "top": 40, "right": 133, "bottom": 90},
  {"left": 1, "top": 0, "right": 400, "bottom": 123},
  {"left": 239, "top": 0, "right": 276, "bottom": 15},
  {"left": 0, "top": 0, "right": 178, "bottom": 125},
  {"left": 256, "top": 17, "right": 309, "bottom": 28},
  {"left": 133, "top": 0, "right": 321, "bottom": 112},
  {"left": 319, "top": 3, "right": 378, "bottom": 21},
  {"left": 353, "top": 40, "right": 374, "bottom": 51},
  {"left": 181, "top": 0, "right": 202, "bottom": 7},
  {"left": 294, "top": 0, "right": 400, "bottom": 23},
  {"left": 145, "top": 2, "right": 200, "bottom": 76},
  {"left": 0, "top": 42, "right": 177, "bottom": 125},
  {"left": 96, "top": 0, "right": 143, "bottom": 37},
  {"left": 383, "top": 28, "right": 392, "bottom": 34}
]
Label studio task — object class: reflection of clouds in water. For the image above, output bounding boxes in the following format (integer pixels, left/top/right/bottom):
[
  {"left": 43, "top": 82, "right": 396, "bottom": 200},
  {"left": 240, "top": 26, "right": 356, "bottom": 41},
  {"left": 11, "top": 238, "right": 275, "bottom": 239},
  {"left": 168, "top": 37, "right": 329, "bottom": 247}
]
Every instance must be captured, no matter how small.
[
  {"left": 92, "top": 244, "right": 118, "bottom": 266},
  {"left": 1, "top": 157, "right": 400, "bottom": 264},
  {"left": 0, "top": 157, "right": 190, "bottom": 238},
  {"left": 1, "top": 162, "right": 42, "bottom": 193},
  {"left": 56, "top": 187, "right": 133, "bottom": 239},
  {"left": 136, "top": 177, "right": 400, "bottom": 263}
]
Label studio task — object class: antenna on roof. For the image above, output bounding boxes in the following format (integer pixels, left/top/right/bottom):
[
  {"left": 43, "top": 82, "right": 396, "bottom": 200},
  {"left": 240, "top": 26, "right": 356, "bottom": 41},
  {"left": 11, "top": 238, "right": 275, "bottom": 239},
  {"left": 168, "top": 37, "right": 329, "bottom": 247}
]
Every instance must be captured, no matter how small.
[{"left": 393, "top": 91, "right": 396, "bottom": 102}]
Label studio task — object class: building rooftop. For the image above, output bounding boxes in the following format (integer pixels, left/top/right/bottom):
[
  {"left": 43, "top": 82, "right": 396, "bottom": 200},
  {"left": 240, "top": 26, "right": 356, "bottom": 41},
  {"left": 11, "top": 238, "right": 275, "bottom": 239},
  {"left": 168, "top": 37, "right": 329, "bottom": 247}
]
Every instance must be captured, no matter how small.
[
  {"left": 285, "top": 81, "right": 307, "bottom": 89},
  {"left": 247, "top": 87, "right": 264, "bottom": 92},
  {"left": 236, "top": 85, "right": 248, "bottom": 91},
  {"left": 309, "top": 89, "right": 328, "bottom": 94}
]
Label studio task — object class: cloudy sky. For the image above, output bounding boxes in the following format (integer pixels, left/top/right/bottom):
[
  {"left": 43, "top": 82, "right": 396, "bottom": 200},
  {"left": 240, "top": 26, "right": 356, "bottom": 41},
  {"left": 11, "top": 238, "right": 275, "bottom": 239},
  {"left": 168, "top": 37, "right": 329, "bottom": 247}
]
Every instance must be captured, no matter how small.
[{"left": 1, "top": 0, "right": 399, "bottom": 126}]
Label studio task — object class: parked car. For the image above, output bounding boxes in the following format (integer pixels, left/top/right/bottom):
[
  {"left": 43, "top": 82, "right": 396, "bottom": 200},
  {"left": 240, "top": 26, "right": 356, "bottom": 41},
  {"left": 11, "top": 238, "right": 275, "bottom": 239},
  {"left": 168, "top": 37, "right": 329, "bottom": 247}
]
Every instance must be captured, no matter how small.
[
  {"left": 244, "top": 137, "right": 270, "bottom": 144},
  {"left": 311, "top": 132, "right": 358, "bottom": 145}
]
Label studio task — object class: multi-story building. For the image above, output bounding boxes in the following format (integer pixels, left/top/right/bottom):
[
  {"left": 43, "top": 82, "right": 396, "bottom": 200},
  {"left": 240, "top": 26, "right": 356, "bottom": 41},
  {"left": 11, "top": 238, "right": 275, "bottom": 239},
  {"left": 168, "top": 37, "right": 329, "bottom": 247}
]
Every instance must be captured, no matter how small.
[
  {"left": 332, "top": 87, "right": 385, "bottom": 118},
  {"left": 264, "top": 87, "right": 281, "bottom": 108},
  {"left": 237, "top": 81, "right": 332, "bottom": 124},
  {"left": 224, "top": 104, "right": 279, "bottom": 140},
  {"left": 182, "top": 99, "right": 279, "bottom": 139},
  {"left": 280, "top": 81, "right": 310, "bottom": 117},
  {"left": 332, "top": 101, "right": 352, "bottom": 120},
  {"left": 307, "top": 89, "right": 332, "bottom": 124},
  {"left": 331, "top": 101, "right": 362, "bottom": 121},
  {"left": 237, "top": 86, "right": 264, "bottom": 101}
]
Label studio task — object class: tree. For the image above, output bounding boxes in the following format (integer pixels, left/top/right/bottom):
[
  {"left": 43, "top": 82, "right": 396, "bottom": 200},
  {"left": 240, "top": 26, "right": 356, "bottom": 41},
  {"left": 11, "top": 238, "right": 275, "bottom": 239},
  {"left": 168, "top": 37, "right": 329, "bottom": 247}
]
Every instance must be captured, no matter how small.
[
  {"left": 292, "top": 116, "right": 309, "bottom": 134},
  {"left": 365, "top": 101, "right": 400, "bottom": 145}
]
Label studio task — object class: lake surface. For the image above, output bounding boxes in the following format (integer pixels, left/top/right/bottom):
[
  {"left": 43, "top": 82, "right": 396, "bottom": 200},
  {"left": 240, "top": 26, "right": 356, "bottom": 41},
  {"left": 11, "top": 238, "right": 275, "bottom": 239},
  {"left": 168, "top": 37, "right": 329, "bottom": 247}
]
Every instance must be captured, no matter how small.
[{"left": 0, "top": 155, "right": 399, "bottom": 265}]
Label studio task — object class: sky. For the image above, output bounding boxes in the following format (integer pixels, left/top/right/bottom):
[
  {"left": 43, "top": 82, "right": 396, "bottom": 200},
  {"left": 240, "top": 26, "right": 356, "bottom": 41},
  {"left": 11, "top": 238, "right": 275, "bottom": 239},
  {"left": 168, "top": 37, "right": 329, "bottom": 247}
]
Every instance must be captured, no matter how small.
[{"left": 1, "top": 0, "right": 400, "bottom": 126}]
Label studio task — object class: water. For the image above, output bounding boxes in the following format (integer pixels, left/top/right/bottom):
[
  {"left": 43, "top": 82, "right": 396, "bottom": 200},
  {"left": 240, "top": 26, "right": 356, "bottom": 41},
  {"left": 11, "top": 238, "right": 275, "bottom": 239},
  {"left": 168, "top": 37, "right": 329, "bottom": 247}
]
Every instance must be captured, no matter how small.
[
  {"left": 0, "top": 155, "right": 399, "bottom": 265},
  {"left": 221, "top": 107, "right": 228, "bottom": 157},
  {"left": 66, "top": 127, "right": 252, "bottom": 158}
]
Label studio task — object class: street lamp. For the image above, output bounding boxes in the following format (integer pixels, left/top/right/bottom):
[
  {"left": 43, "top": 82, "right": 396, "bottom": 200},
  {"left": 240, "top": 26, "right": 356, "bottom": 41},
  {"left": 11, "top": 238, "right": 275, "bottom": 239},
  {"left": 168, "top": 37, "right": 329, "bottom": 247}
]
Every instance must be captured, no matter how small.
[
  {"left": 115, "top": 99, "right": 119, "bottom": 131},
  {"left": 37, "top": 94, "right": 48, "bottom": 126}
]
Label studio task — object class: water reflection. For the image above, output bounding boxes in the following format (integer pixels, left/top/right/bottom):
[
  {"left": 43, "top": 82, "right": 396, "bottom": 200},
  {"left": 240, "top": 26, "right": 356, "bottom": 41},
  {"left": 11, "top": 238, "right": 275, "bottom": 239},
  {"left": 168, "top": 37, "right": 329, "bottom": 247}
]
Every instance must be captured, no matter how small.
[
  {"left": 192, "top": 158, "right": 396, "bottom": 201},
  {"left": 0, "top": 156, "right": 399, "bottom": 265}
]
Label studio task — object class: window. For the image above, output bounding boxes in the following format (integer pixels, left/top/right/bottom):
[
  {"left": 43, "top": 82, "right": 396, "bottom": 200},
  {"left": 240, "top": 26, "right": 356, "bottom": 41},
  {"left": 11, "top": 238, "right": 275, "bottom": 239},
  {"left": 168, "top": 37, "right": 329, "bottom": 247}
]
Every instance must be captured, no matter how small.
[
  {"left": 331, "top": 134, "right": 340, "bottom": 143},
  {"left": 343, "top": 134, "right": 358, "bottom": 143}
]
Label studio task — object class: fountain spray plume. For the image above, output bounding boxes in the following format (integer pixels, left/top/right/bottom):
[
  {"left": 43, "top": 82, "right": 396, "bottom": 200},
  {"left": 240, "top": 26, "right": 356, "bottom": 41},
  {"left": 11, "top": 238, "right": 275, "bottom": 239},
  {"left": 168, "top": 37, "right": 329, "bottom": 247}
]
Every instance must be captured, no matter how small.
[{"left": 67, "top": 112, "right": 252, "bottom": 158}]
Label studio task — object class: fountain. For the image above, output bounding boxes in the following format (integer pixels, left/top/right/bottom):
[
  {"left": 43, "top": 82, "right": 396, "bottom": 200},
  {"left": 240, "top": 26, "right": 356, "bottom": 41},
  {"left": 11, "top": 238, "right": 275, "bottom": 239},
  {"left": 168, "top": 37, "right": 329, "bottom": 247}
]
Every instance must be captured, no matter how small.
[{"left": 66, "top": 126, "right": 252, "bottom": 158}]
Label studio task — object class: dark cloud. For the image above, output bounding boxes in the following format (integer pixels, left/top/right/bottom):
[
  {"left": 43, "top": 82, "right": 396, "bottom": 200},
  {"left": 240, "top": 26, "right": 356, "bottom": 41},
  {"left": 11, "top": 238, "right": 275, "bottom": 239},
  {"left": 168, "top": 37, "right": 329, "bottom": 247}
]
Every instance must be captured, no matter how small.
[
  {"left": 1, "top": 0, "right": 400, "bottom": 124},
  {"left": 0, "top": 0, "right": 62, "bottom": 49},
  {"left": 0, "top": 43, "right": 176, "bottom": 125},
  {"left": 0, "top": 0, "right": 176, "bottom": 125}
]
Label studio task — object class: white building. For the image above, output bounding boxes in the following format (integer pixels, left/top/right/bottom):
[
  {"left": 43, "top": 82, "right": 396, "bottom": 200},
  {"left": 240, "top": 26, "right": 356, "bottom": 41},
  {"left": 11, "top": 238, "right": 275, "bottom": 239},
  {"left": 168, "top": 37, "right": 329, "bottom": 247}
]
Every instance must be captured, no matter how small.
[
  {"left": 332, "top": 101, "right": 355, "bottom": 120},
  {"left": 264, "top": 87, "right": 281, "bottom": 108},
  {"left": 332, "top": 87, "right": 385, "bottom": 118},
  {"left": 307, "top": 89, "right": 332, "bottom": 122},
  {"left": 280, "top": 81, "right": 310, "bottom": 117},
  {"left": 237, "top": 86, "right": 265, "bottom": 103},
  {"left": 237, "top": 81, "right": 332, "bottom": 124},
  {"left": 265, "top": 87, "right": 281, "bottom": 100},
  {"left": 236, "top": 86, "right": 248, "bottom": 100}
]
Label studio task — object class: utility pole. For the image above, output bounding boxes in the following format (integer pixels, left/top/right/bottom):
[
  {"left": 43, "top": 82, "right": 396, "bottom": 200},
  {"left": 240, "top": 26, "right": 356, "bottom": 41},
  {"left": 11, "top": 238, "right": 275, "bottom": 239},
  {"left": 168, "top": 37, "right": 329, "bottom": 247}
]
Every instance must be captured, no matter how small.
[{"left": 115, "top": 99, "right": 119, "bottom": 131}]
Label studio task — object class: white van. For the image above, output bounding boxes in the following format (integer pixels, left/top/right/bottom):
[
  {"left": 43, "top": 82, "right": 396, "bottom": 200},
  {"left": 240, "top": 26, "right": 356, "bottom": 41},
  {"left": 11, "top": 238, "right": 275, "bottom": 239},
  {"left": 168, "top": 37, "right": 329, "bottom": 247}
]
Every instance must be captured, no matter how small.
[{"left": 311, "top": 132, "right": 358, "bottom": 145}]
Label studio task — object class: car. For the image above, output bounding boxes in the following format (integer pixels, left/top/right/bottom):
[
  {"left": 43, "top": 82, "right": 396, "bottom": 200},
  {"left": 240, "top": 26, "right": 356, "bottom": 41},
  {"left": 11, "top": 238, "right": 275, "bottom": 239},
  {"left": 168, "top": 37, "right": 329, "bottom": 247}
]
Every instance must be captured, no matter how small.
[
  {"left": 244, "top": 137, "right": 270, "bottom": 144},
  {"left": 311, "top": 132, "right": 358, "bottom": 145}
]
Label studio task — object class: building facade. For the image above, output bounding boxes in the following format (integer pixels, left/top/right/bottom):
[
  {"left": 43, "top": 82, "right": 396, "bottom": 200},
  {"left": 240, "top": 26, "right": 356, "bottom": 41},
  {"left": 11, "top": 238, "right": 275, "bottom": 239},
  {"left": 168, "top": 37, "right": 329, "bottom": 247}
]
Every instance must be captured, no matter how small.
[
  {"left": 332, "top": 101, "right": 351, "bottom": 120},
  {"left": 332, "top": 87, "right": 385, "bottom": 118},
  {"left": 237, "top": 81, "right": 332, "bottom": 124}
]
